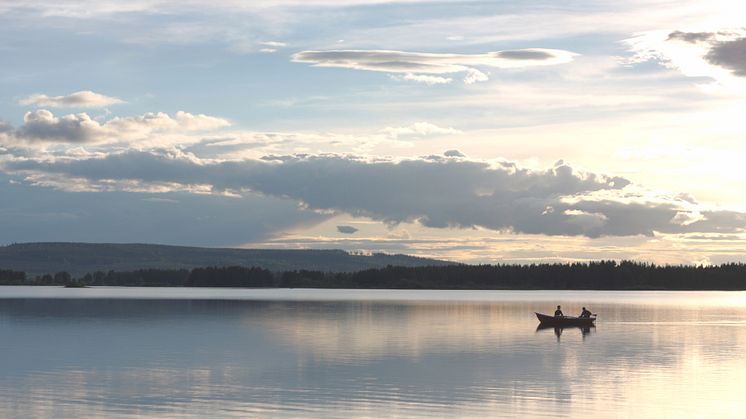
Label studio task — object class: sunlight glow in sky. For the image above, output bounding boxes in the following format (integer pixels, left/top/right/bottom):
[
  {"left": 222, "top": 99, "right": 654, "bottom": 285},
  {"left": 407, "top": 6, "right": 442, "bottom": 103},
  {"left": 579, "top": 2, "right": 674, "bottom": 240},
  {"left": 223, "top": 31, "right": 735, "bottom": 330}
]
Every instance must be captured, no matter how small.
[{"left": 1, "top": 0, "right": 745, "bottom": 264}]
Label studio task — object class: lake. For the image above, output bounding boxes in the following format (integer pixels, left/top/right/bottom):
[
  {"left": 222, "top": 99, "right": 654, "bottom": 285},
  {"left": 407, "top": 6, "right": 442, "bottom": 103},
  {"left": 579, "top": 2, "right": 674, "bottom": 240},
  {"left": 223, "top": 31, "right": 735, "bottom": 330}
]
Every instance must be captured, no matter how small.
[{"left": 1, "top": 287, "right": 745, "bottom": 418}]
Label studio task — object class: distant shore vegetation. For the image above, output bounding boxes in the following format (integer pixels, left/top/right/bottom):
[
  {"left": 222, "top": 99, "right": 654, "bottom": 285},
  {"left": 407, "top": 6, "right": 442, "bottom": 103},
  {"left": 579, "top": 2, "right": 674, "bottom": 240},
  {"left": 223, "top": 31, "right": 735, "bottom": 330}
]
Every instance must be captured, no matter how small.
[{"left": 2, "top": 261, "right": 746, "bottom": 290}]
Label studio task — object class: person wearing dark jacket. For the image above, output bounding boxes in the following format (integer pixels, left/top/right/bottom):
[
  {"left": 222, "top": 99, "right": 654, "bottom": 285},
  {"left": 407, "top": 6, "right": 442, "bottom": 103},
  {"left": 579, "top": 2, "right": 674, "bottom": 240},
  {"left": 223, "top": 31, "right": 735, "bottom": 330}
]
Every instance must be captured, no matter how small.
[
  {"left": 580, "top": 307, "right": 593, "bottom": 318},
  {"left": 554, "top": 305, "right": 563, "bottom": 317}
]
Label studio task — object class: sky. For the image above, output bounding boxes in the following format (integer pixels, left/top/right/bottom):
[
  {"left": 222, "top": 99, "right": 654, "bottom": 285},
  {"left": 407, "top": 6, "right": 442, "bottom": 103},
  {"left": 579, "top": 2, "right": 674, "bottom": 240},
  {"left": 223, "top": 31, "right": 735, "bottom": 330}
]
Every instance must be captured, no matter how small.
[{"left": 1, "top": 0, "right": 745, "bottom": 264}]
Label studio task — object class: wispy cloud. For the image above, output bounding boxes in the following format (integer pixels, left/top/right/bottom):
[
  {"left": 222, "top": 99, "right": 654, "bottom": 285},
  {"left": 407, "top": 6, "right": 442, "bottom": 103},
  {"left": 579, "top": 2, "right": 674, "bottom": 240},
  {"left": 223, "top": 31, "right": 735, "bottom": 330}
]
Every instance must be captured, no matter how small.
[
  {"left": 381, "top": 122, "right": 460, "bottom": 139},
  {"left": 260, "top": 41, "right": 287, "bottom": 48},
  {"left": 398, "top": 73, "right": 452, "bottom": 85},
  {"left": 292, "top": 48, "right": 577, "bottom": 84},
  {"left": 18, "top": 91, "right": 125, "bottom": 108},
  {"left": 0, "top": 0, "right": 445, "bottom": 18},
  {"left": 258, "top": 40, "right": 287, "bottom": 53}
]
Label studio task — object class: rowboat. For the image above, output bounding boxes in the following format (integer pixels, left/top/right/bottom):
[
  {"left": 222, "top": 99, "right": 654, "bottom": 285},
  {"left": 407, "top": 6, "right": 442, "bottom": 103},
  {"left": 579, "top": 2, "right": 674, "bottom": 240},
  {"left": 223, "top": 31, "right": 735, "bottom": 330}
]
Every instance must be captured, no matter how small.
[{"left": 535, "top": 312, "right": 596, "bottom": 327}]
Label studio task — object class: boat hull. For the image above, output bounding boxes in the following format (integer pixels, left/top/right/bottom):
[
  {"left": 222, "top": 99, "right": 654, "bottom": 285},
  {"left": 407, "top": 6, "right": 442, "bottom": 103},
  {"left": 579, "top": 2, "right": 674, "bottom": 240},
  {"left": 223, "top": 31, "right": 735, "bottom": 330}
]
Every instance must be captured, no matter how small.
[{"left": 535, "top": 312, "right": 595, "bottom": 327}]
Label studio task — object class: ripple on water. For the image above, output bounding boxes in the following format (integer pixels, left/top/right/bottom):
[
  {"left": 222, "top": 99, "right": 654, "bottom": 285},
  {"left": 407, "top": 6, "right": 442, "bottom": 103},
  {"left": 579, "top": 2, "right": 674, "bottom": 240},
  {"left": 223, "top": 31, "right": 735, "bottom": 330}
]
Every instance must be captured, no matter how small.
[{"left": 1, "top": 288, "right": 746, "bottom": 417}]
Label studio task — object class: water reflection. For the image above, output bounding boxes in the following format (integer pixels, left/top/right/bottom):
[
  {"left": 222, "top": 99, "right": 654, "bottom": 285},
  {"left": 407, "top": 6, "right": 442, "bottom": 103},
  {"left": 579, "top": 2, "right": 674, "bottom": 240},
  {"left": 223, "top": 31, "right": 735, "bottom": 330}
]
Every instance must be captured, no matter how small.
[
  {"left": 0, "top": 289, "right": 745, "bottom": 417},
  {"left": 536, "top": 324, "right": 595, "bottom": 342}
]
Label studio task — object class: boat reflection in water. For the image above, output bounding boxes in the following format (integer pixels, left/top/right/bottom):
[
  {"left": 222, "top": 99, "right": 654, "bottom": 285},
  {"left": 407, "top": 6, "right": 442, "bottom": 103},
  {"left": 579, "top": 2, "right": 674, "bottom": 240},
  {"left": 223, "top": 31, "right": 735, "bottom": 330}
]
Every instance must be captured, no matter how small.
[{"left": 536, "top": 323, "right": 595, "bottom": 341}]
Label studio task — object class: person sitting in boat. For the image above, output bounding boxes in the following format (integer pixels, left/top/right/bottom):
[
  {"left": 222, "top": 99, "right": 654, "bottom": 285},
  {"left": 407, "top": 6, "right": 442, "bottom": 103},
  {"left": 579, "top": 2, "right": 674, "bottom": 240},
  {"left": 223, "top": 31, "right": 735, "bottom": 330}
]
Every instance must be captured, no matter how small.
[
  {"left": 554, "top": 305, "right": 564, "bottom": 317},
  {"left": 579, "top": 307, "right": 592, "bottom": 318}
]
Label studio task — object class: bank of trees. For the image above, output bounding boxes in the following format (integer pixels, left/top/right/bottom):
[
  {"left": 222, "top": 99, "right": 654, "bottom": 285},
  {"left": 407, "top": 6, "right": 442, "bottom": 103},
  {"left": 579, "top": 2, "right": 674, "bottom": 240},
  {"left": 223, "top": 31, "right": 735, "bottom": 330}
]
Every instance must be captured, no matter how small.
[
  {"left": 0, "top": 269, "right": 26, "bottom": 285},
  {"left": 1, "top": 261, "right": 746, "bottom": 290}
]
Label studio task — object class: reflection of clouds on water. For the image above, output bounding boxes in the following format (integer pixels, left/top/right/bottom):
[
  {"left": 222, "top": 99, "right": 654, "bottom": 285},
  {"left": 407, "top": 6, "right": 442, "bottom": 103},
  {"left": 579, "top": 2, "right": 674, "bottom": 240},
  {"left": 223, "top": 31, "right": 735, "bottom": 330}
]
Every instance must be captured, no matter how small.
[
  {"left": 254, "top": 302, "right": 538, "bottom": 360},
  {"left": 1, "top": 292, "right": 746, "bottom": 417}
]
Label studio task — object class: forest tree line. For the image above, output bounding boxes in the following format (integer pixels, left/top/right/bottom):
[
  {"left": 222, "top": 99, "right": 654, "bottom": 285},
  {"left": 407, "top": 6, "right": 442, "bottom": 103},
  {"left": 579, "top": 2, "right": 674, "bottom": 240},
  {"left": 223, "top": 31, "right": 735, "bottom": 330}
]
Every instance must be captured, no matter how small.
[{"left": 2, "top": 261, "right": 746, "bottom": 289}]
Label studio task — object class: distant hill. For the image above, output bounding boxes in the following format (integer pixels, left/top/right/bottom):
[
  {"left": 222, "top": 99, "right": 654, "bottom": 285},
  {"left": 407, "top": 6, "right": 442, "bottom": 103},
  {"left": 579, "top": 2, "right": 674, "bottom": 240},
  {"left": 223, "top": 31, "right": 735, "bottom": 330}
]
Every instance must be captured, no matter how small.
[{"left": 0, "top": 242, "right": 455, "bottom": 276}]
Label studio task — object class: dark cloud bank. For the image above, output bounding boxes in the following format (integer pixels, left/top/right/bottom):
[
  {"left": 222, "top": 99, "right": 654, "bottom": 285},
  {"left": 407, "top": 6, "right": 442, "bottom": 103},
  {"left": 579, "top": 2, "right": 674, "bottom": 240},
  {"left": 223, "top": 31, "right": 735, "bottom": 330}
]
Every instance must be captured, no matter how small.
[
  {"left": 0, "top": 171, "right": 325, "bottom": 245},
  {"left": 705, "top": 37, "right": 746, "bottom": 76},
  {"left": 5, "top": 151, "right": 746, "bottom": 238}
]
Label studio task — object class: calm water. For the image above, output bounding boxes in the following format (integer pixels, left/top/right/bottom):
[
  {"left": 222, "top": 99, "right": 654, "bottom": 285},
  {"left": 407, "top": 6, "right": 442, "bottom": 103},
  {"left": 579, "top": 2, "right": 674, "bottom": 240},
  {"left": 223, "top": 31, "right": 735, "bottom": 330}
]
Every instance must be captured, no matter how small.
[{"left": 1, "top": 287, "right": 746, "bottom": 418}]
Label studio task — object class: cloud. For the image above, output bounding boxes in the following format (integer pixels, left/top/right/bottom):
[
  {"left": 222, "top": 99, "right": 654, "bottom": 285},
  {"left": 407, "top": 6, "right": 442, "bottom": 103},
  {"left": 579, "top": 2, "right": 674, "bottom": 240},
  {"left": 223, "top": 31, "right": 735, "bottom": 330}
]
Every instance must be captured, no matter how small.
[
  {"left": 16, "top": 110, "right": 105, "bottom": 143},
  {"left": 292, "top": 48, "right": 576, "bottom": 84},
  {"left": 106, "top": 110, "right": 230, "bottom": 132},
  {"left": 463, "top": 68, "right": 488, "bottom": 84},
  {"left": 258, "top": 41, "right": 286, "bottom": 54},
  {"left": 18, "top": 91, "right": 125, "bottom": 108},
  {"left": 382, "top": 122, "right": 461, "bottom": 139},
  {"left": 400, "top": 73, "right": 452, "bottom": 85},
  {"left": 7, "top": 110, "right": 230, "bottom": 144},
  {"left": 705, "top": 37, "right": 746, "bottom": 77},
  {"left": 0, "top": 172, "right": 325, "bottom": 246},
  {"left": 5, "top": 150, "right": 746, "bottom": 238},
  {"left": 0, "top": 121, "right": 12, "bottom": 133},
  {"left": 627, "top": 28, "right": 746, "bottom": 86},
  {"left": 260, "top": 41, "right": 287, "bottom": 48},
  {"left": 667, "top": 31, "right": 716, "bottom": 43},
  {"left": 336, "top": 225, "right": 359, "bottom": 234},
  {"left": 0, "top": 0, "right": 444, "bottom": 18},
  {"left": 495, "top": 50, "right": 554, "bottom": 60}
]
